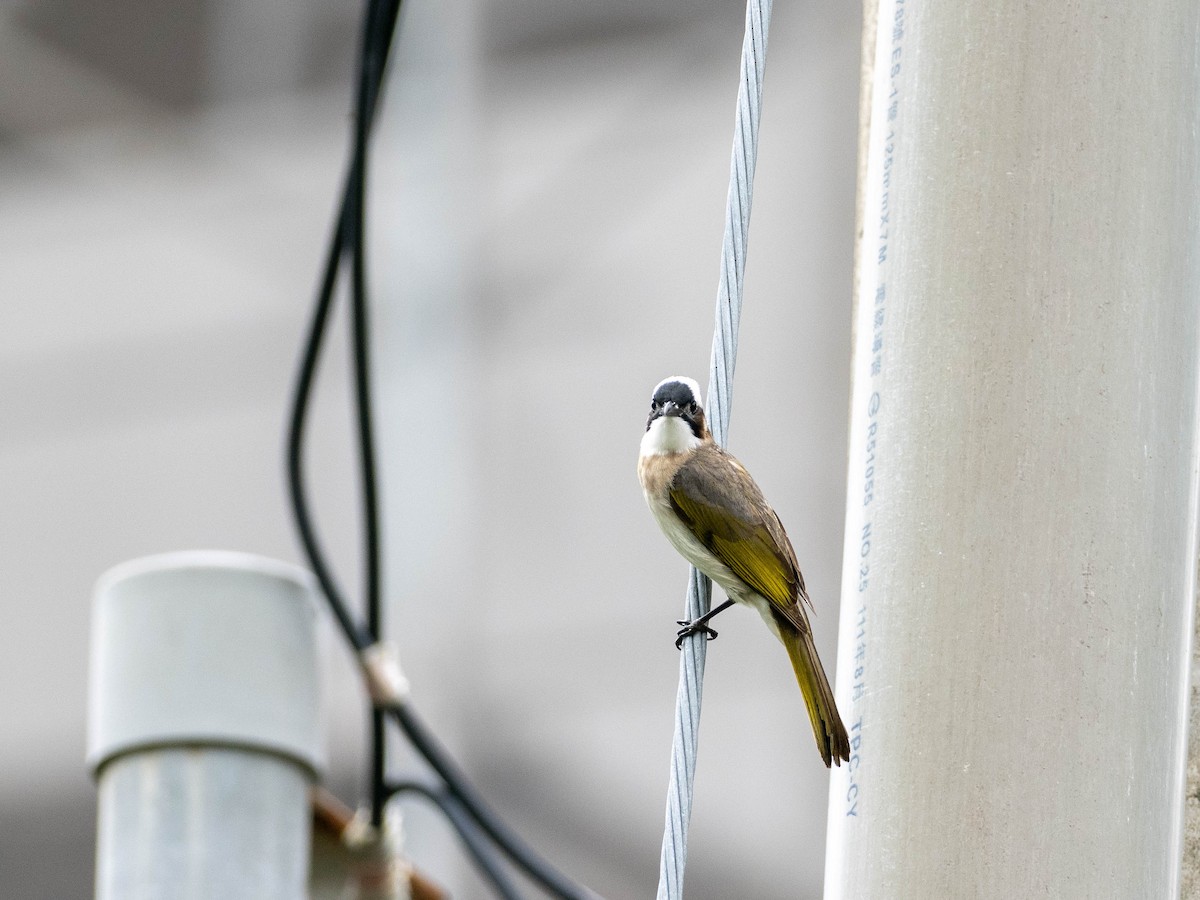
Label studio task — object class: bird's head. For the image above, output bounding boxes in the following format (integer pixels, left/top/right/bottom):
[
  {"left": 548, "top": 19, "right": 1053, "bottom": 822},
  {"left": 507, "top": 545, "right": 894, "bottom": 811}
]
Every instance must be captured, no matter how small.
[{"left": 643, "top": 376, "right": 711, "bottom": 453}]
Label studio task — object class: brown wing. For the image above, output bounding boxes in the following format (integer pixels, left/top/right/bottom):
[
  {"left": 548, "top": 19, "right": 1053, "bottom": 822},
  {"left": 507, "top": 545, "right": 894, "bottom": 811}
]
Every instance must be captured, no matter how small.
[{"left": 668, "top": 445, "right": 812, "bottom": 632}]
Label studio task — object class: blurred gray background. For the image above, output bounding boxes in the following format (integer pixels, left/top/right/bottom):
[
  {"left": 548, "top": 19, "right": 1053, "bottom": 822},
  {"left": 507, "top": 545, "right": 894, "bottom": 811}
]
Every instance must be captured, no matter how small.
[{"left": 0, "top": 0, "right": 859, "bottom": 896}]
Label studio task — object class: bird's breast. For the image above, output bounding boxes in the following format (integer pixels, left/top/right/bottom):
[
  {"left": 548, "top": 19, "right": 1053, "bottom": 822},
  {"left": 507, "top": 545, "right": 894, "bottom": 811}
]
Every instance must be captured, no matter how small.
[
  {"left": 639, "top": 460, "right": 749, "bottom": 603},
  {"left": 637, "top": 450, "right": 683, "bottom": 498}
]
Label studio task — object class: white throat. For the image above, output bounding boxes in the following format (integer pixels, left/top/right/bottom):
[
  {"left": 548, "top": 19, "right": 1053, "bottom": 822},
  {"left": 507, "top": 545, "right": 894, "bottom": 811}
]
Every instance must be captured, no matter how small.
[{"left": 640, "top": 415, "right": 702, "bottom": 457}]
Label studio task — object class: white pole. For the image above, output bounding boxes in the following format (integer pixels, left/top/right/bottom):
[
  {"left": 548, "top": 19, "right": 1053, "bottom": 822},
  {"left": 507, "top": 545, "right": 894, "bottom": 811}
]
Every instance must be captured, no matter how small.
[
  {"left": 88, "top": 551, "right": 324, "bottom": 900},
  {"left": 827, "top": 2, "right": 1200, "bottom": 897}
]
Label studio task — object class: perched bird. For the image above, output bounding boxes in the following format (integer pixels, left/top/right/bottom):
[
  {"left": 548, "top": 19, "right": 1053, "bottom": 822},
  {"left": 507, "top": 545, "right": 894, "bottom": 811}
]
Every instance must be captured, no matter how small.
[{"left": 637, "top": 376, "right": 851, "bottom": 767}]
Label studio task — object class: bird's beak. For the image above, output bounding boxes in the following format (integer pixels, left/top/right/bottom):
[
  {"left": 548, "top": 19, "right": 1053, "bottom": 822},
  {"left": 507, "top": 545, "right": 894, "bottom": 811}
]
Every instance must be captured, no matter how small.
[{"left": 662, "top": 401, "right": 684, "bottom": 418}]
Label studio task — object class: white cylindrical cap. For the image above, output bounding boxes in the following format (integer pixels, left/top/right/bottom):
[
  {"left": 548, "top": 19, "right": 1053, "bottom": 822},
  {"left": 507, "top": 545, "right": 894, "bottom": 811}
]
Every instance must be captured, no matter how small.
[{"left": 87, "top": 550, "right": 324, "bottom": 778}]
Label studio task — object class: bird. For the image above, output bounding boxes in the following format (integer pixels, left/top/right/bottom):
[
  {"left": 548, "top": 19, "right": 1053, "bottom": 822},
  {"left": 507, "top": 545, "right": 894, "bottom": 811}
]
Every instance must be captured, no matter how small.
[{"left": 637, "top": 375, "right": 851, "bottom": 767}]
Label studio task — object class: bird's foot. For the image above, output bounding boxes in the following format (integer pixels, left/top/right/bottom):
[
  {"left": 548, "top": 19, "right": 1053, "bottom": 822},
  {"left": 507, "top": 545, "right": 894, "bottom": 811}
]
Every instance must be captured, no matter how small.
[{"left": 675, "top": 619, "right": 719, "bottom": 650}]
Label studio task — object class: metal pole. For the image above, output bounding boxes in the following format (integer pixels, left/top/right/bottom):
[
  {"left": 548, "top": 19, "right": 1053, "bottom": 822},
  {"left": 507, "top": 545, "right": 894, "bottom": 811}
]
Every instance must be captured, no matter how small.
[
  {"left": 827, "top": 2, "right": 1200, "bottom": 897},
  {"left": 1185, "top": 613, "right": 1200, "bottom": 896},
  {"left": 88, "top": 551, "right": 324, "bottom": 900}
]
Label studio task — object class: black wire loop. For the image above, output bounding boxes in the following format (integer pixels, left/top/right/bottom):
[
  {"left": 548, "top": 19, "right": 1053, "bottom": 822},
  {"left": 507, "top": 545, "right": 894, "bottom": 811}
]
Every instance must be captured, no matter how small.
[
  {"left": 386, "top": 780, "right": 524, "bottom": 900},
  {"left": 284, "top": 0, "right": 594, "bottom": 896}
]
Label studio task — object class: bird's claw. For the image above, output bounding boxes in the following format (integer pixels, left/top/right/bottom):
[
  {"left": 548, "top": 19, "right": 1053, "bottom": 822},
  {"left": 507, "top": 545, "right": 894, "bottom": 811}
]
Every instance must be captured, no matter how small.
[{"left": 675, "top": 619, "right": 719, "bottom": 649}]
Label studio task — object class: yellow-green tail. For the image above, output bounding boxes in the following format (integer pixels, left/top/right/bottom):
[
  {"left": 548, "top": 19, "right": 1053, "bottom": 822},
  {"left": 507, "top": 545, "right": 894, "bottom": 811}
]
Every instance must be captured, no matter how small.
[{"left": 780, "top": 625, "right": 851, "bottom": 767}]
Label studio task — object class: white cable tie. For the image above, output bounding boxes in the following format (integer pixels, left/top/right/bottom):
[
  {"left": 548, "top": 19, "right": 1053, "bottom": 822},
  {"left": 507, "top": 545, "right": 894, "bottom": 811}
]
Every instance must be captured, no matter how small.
[
  {"left": 342, "top": 808, "right": 412, "bottom": 900},
  {"left": 342, "top": 810, "right": 378, "bottom": 851},
  {"left": 360, "top": 641, "right": 411, "bottom": 707}
]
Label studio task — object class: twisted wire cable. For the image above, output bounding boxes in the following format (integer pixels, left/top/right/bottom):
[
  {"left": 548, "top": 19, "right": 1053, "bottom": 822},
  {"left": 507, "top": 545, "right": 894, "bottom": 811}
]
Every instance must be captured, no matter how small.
[{"left": 656, "top": 1, "right": 773, "bottom": 896}]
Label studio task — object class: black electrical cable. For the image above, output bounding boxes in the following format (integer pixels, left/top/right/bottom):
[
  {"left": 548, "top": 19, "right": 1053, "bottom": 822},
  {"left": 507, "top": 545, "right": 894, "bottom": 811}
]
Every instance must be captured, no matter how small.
[
  {"left": 285, "top": 0, "right": 595, "bottom": 895},
  {"left": 387, "top": 704, "right": 593, "bottom": 900},
  {"left": 387, "top": 781, "right": 525, "bottom": 900},
  {"left": 286, "top": 0, "right": 402, "bottom": 655},
  {"left": 349, "top": 8, "right": 386, "bottom": 635},
  {"left": 286, "top": 0, "right": 393, "bottom": 657},
  {"left": 347, "top": 0, "right": 391, "bottom": 832},
  {"left": 285, "top": 190, "right": 373, "bottom": 655}
]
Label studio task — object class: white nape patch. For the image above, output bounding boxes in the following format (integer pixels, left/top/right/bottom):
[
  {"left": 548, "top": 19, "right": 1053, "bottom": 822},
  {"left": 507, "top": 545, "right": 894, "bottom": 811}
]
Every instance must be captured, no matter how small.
[
  {"left": 652, "top": 375, "right": 703, "bottom": 405},
  {"left": 640, "top": 415, "right": 702, "bottom": 456}
]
